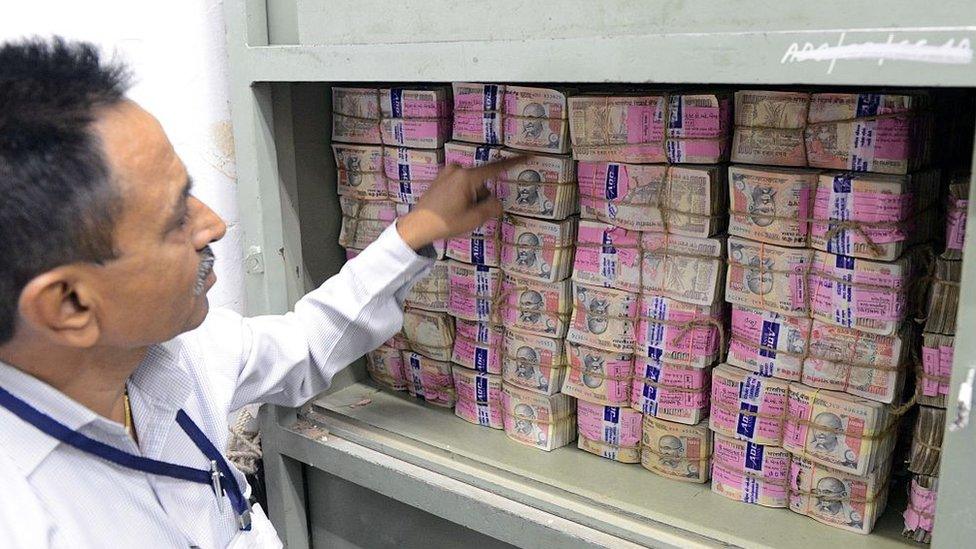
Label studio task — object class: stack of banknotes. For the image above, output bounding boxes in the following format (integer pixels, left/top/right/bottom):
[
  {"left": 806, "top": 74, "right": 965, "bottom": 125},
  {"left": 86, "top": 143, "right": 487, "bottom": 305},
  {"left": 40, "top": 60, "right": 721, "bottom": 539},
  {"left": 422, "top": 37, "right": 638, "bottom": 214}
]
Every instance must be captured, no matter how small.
[
  {"left": 444, "top": 141, "right": 506, "bottom": 266},
  {"left": 502, "top": 86, "right": 573, "bottom": 154},
  {"left": 402, "top": 350, "right": 456, "bottom": 408},
  {"left": 641, "top": 415, "right": 712, "bottom": 483},
  {"left": 789, "top": 454, "right": 892, "bottom": 534},
  {"left": 496, "top": 150, "right": 578, "bottom": 220},
  {"left": 711, "top": 432, "right": 791, "bottom": 507},
  {"left": 568, "top": 91, "right": 732, "bottom": 164},
  {"left": 501, "top": 384, "right": 577, "bottom": 451},
  {"left": 903, "top": 475, "right": 938, "bottom": 543},
  {"left": 902, "top": 176, "right": 963, "bottom": 538},
  {"left": 576, "top": 401, "right": 643, "bottom": 463},
  {"left": 452, "top": 83, "right": 504, "bottom": 145},
  {"left": 365, "top": 334, "right": 411, "bottom": 392},
  {"left": 732, "top": 90, "right": 933, "bottom": 173}
]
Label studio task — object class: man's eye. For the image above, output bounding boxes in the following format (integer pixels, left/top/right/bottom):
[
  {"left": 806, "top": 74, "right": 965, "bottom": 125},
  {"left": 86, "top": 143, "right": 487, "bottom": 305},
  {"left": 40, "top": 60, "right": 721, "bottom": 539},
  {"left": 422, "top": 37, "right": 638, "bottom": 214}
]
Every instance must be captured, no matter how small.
[{"left": 179, "top": 211, "right": 191, "bottom": 227}]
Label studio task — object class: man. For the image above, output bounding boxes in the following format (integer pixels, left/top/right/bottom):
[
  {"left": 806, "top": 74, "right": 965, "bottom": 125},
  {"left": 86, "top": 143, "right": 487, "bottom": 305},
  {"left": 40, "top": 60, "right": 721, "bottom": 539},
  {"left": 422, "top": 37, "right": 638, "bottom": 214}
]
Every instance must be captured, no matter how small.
[{"left": 0, "top": 38, "right": 514, "bottom": 548}]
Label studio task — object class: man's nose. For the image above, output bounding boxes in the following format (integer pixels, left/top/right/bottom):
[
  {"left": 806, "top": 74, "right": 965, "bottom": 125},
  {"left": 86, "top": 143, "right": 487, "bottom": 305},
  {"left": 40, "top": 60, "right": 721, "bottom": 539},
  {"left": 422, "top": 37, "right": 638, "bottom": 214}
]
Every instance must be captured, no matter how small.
[{"left": 189, "top": 197, "right": 228, "bottom": 250}]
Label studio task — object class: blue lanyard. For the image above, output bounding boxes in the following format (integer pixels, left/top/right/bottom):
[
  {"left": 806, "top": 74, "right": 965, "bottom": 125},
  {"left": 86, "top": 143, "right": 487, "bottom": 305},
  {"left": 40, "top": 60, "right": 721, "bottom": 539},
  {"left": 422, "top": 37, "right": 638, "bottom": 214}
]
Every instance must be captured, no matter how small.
[{"left": 0, "top": 385, "right": 252, "bottom": 531}]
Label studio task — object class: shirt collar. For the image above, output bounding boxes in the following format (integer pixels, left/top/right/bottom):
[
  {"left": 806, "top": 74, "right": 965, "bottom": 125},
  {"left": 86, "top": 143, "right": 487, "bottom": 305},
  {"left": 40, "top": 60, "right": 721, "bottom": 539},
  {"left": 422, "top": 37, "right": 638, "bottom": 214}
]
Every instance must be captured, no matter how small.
[{"left": 0, "top": 339, "right": 194, "bottom": 475}]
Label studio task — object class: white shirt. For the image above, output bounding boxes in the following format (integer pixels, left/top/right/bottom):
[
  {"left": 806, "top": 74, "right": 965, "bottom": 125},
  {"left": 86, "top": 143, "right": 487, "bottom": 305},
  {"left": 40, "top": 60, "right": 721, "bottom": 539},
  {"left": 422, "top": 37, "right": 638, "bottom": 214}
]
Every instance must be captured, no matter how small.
[{"left": 0, "top": 224, "right": 433, "bottom": 548}]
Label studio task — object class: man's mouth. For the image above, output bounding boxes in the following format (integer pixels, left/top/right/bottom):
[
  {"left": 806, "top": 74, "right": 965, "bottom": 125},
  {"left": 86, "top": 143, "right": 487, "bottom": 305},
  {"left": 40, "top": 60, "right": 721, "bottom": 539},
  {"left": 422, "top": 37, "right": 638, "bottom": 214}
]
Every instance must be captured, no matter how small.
[{"left": 194, "top": 246, "right": 216, "bottom": 296}]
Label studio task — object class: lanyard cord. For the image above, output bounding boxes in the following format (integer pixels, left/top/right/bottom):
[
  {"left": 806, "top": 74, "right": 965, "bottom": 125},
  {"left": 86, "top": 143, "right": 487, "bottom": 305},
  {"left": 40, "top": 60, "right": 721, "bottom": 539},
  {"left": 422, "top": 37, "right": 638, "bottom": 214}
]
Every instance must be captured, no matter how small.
[{"left": 0, "top": 385, "right": 251, "bottom": 530}]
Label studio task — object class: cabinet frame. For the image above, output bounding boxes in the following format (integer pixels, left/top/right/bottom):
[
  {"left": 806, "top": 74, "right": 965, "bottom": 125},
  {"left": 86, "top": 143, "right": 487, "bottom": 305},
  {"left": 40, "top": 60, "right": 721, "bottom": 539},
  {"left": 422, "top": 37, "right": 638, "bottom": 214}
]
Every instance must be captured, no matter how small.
[{"left": 223, "top": 1, "right": 976, "bottom": 547}]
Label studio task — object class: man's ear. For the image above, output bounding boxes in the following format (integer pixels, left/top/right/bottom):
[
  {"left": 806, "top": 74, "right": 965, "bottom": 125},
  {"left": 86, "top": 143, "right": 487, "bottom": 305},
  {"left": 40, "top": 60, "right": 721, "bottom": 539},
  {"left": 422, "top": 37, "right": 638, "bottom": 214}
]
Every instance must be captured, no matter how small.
[{"left": 17, "top": 267, "right": 101, "bottom": 348}]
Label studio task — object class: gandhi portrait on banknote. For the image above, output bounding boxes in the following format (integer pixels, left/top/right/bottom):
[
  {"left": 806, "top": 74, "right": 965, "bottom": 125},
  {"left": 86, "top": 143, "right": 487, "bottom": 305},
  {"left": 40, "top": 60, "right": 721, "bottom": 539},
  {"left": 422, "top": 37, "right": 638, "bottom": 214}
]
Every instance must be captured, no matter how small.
[
  {"left": 812, "top": 412, "right": 859, "bottom": 468},
  {"left": 815, "top": 477, "right": 864, "bottom": 529},
  {"left": 521, "top": 103, "right": 546, "bottom": 138},
  {"left": 515, "top": 232, "right": 552, "bottom": 278},
  {"left": 513, "top": 347, "right": 549, "bottom": 392},
  {"left": 518, "top": 290, "right": 544, "bottom": 323},
  {"left": 746, "top": 256, "right": 775, "bottom": 295},
  {"left": 515, "top": 169, "right": 555, "bottom": 216},
  {"left": 343, "top": 155, "right": 364, "bottom": 188},
  {"left": 658, "top": 435, "right": 699, "bottom": 479},
  {"left": 581, "top": 353, "right": 605, "bottom": 389}
]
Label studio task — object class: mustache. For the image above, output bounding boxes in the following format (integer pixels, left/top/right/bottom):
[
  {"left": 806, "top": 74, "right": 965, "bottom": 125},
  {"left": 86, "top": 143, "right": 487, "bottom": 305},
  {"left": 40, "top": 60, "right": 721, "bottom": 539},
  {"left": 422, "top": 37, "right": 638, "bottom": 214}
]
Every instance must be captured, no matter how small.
[{"left": 193, "top": 246, "right": 216, "bottom": 296}]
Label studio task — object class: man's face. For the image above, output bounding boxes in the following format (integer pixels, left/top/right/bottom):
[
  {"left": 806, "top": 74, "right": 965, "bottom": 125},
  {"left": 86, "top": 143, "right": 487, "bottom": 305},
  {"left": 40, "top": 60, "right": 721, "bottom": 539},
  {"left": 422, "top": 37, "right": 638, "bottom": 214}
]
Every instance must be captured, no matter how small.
[{"left": 89, "top": 101, "right": 226, "bottom": 347}]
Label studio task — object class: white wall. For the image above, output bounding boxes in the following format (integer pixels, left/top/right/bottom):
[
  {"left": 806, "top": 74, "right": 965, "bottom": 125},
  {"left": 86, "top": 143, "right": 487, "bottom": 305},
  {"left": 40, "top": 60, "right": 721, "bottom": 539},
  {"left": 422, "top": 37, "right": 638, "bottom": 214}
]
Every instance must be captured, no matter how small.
[{"left": 1, "top": 0, "right": 244, "bottom": 313}]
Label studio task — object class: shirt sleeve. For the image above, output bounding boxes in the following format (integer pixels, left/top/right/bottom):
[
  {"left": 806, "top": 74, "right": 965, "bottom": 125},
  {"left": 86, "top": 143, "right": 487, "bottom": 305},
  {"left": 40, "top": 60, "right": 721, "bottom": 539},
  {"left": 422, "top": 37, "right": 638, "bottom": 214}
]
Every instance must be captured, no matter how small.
[{"left": 192, "top": 222, "right": 434, "bottom": 413}]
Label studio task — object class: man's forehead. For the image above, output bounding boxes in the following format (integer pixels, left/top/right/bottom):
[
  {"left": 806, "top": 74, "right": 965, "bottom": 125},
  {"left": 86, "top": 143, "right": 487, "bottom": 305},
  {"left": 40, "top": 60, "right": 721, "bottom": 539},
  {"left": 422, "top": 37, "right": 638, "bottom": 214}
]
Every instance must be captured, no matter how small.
[{"left": 92, "top": 100, "right": 186, "bottom": 204}]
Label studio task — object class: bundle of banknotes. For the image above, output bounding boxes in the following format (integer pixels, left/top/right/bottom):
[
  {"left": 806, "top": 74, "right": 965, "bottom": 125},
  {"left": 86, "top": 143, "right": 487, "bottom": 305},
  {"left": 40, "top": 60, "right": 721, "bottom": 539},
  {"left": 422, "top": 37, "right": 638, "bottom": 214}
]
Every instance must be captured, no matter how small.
[
  {"left": 710, "top": 363, "right": 790, "bottom": 446},
  {"left": 634, "top": 295, "right": 723, "bottom": 368},
  {"left": 808, "top": 171, "right": 940, "bottom": 261},
  {"left": 497, "top": 274, "right": 573, "bottom": 338},
  {"left": 783, "top": 382, "right": 898, "bottom": 476},
  {"left": 807, "top": 248, "right": 920, "bottom": 336},
  {"left": 384, "top": 146, "right": 445, "bottom": 204},
  {"left": 404, "top": 260, "right": 450, "bottom": 313},
  {"left": 501, "top": 328, "right": 568, "bottom": 396},
  {"left": 566, "top": 282, "right": 639, "bottom": 354},
  {"left": 789, "top": 454, "right": 892, "bottom": 534},
  {"left": 333, "top": 87, "right": 383, "bottom": 144},
  {"left": 500, "top": 215, "right": 577, "bottom": 283},
  {"left": 728, "top": 303, "right": 911, "bottom": 404},
  {"left": 727, "top": 304, "right": 810, "bottom": 380},
  {"left": 728, "top": 164, "right": 819, "bottom": 247},
  {"left": 909, "top": 405, "right": 945, "bottom": 477},
  {"left": 903, "top": 474, "right": 938, "bottom": 543},
  {"left": 805, "top": 92, "right": 927, "bottom": 175},
  {"left": 402, "top": 308, "right": 455, "bottom": 362},
  {"left": 452, "top": 83, "right": 505, "bottom": 145},
  {"left": 495, "top": 150, "right": 578, "bottom": 220},
  {"left": 447, "top": 261, "right": 502, "bottom": 323},
  {"left": 568, "top": 92, "right": 732, "bottom": 164},
  {"left": 502, "top": 86, "right": 573, "bottom": 154},
  {"left": 640, "top": 415, "right": 712, "bottom": 483},
  {"left": 561, "top": 342, "right": 633, "bottom": 406},
  {"left": 576, "top": 401, "right": 643, "bottom": 463},
  {"left": 452, "top": 319, "right": 505, "bottom": 375},
  {"left": 577, "top": 162, "right": 727, "bottom": 235},
  {"left": 710, "top": 433, "right": 791, "bottom": 508},
  {"left": 942, "top": 175, "right": 969, "bottom": 261},
  {"left": 732, "top": 90, "right": 810, "bottom": 167},
  {"left": 378, "top": 86, "right": 452, "bottom": 149},
  {"left": 630, "top": 361, "right": 711, "bottom": 425},
  {"left": 571, "top": 220, "right": 641, "bottom": 291},
  {"left": 441, "top": 141, "right": 505, "bottom": 264},
  {"left": 920, "top": 333, "right": 953, "bottom": 407},
  {"left": 366, "top": 338, "right": 409, "bottom": 391},
  {"left": 333, "top": 143, "right": 388, "bottom": 200},
  {"left": 501, "top": 384, "right": 577, "bottom": 451},
  {"left": 726, "top": 236, "right": 813, "bottom": 318},
  {"left": 337, "top": 196, "right": 399, "bottom": 251},
  {"left": 923, "top": 257, "right": 962, "bottom": 336},
  {"left": 638, "top": 232, "right": 726, "bottom": 306},
  {"left": 447, "top": 217, "right": 502, "bottom": 267},
  {"left": 801, "top": 320, "right": 912, "bottom": 404},
  {"left": 402, "top": 351, "right": 457, "bottom": 408},
  {"left": 453, "top": 368, "right": 504, "bottom": 429}
]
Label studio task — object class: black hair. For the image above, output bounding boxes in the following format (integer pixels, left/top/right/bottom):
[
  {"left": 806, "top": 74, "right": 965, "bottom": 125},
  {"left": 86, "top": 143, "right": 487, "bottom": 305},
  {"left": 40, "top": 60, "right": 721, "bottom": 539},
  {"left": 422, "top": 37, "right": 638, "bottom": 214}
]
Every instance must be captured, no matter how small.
[{"left": 0, "top": 37, "right": 131, "bottom": 344}]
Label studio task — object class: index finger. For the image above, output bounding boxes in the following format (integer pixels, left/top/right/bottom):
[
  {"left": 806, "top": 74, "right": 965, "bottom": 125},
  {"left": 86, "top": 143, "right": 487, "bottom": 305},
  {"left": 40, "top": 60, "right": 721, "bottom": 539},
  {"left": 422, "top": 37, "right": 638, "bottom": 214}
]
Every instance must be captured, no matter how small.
[{"left": 463, "top": 155, "right": 528, "bottom": 184}]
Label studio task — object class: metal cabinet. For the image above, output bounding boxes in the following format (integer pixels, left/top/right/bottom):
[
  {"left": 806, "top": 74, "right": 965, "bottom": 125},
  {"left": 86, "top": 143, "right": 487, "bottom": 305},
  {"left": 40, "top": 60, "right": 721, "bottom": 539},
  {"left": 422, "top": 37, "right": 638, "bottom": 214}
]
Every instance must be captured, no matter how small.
[{"left": 223, "top": 1, "right": 976, "bottom": 546}]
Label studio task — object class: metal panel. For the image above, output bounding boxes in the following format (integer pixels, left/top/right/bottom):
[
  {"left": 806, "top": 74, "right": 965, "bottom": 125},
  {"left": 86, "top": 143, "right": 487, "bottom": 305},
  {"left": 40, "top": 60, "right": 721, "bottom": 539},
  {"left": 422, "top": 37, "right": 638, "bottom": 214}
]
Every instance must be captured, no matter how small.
[
  {"left": 239, "top": 28, "right": 976, "bottom": 87},
  {"left": 306, "top": 468, "right": 517, "bottom": 549},
  {"left": 295, "top": 0, "right": 971, "bottom": 45}
]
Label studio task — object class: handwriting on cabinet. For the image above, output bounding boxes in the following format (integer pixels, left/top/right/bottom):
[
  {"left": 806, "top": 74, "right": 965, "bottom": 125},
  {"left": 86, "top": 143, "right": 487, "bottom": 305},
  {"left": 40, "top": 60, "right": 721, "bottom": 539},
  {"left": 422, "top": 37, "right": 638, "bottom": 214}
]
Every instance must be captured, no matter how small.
[{"left": 781, "top": 32, "right": 973, "bottom": 74}]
